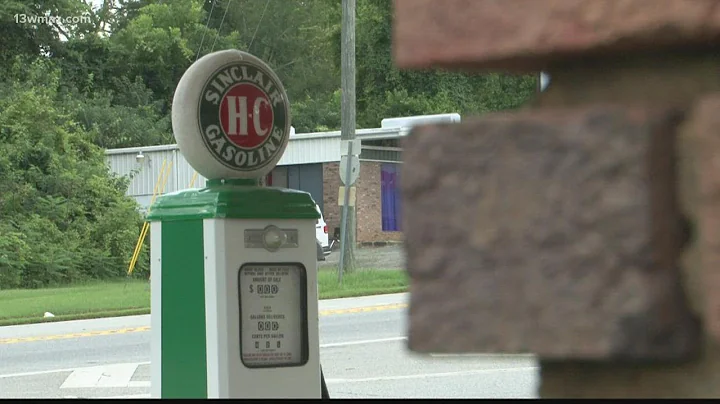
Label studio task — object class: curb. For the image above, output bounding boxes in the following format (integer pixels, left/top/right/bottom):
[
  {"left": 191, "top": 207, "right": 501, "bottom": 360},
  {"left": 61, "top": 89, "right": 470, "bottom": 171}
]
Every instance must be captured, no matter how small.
[{"left": 359, "top": 241, "right": 404, "bottom": 247}]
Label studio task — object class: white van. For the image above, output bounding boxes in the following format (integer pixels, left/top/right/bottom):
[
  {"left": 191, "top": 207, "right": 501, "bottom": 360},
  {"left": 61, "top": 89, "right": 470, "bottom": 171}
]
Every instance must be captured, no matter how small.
[{"left": 315, "top": 204, "right": 330, "bottom": 256}]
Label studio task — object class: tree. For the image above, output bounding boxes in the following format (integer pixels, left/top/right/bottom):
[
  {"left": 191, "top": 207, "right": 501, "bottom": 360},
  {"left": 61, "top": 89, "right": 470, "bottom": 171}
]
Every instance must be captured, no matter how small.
[
  {"left": 0, "top": 0, "right": 540, "bottom": 289},
  {"left": 330, "top": 0, "right": 536, "bottom": 129},
  {"left": 0, "top": 58, "right": 146, "bottom": 288},
  {"left": 53, "top": 0, "right": 241, "bottom": 148}
]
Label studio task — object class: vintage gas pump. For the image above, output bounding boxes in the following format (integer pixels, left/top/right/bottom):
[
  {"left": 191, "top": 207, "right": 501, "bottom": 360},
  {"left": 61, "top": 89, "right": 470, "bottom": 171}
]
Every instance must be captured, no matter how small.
[{"left": 147, "top": 50, "right": 325, "bottom": 399}]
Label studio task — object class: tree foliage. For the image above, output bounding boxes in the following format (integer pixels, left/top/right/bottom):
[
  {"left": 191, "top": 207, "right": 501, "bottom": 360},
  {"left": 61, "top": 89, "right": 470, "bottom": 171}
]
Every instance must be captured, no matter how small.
[
  {"left": 0, "top": 58, "right": 146, "bottom": 289},
  {"left": 0, "top": 0, "right": 536, "bottom": 289}
]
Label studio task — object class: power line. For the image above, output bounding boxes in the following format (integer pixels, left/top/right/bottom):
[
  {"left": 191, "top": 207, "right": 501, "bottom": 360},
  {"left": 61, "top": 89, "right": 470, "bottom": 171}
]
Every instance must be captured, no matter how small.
[
  {"left": 210, "top": 0, "right": 232, "bottom": 52},
  {"left": 195, "top": 0, "right": 217, "bottom": 60},
  {"left": 249, "top": 0, "right": 270, "bottom": 51}
]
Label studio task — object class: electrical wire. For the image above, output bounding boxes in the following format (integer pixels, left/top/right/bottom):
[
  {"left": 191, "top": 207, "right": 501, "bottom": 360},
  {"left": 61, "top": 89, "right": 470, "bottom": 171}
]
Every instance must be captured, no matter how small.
[
  {"left": 209, "top": 0, "right": 232, "bottom": 52},
  {"left": 248, "top": 0, "right": 270, "bottom": 51},
  {"left": 194, "top": 0, "right": 217, "bottom": 60},
  {"left": 188, "top": 1, "right": 332, "bottom": 398}
]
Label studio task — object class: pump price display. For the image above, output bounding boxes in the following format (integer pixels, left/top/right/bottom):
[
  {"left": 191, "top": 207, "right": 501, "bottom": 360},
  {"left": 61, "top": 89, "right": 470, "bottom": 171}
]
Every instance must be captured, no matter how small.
[
  {"left": 239, "top": 264, "right": 306, "bottom": 368},
  {"left": 249, "top": 284, "right": 279, "bottom": 294}
]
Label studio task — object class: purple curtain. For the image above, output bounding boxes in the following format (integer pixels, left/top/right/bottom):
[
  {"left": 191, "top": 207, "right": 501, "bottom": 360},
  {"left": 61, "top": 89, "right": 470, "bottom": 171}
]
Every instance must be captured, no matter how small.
[{"left": 381, "top": 163, "right": 402, "bottom": 232}]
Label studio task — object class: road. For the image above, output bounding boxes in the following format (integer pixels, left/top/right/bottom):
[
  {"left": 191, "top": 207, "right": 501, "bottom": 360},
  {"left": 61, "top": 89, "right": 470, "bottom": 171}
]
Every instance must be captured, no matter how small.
[{"left": 0, "top": 293, "right": 539, "bottom": 399}]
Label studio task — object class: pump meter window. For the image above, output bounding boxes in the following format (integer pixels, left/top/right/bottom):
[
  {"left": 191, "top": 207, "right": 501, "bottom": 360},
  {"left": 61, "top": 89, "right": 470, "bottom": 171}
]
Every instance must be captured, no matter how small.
[{"left": 238, "top": 263, "right": 308, "bottom": 368}]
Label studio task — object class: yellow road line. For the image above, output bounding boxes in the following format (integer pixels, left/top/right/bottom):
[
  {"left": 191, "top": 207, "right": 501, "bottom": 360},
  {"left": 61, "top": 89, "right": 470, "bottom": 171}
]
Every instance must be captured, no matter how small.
[
  {"left": 0, "top": 326, "right": 151, "bottom": 345},
  {"left": 319, "top": 303, "right": 407, "bottom": 316},
  {"left": 0, "top": 303, "right": 408, "bottom": 345}
]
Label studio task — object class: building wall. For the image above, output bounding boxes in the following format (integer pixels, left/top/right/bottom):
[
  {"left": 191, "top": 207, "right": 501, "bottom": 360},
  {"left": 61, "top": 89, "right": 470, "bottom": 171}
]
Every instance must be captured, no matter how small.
[
  {"left": 269, "top": 166, "right": 288, "bottom": 188},
  {"left": 107, "top": 142, "right": 404, "bottom": 244},
  {"left": 105, "top": 128, "right": 347, "bottom": 208},
  {"left": 322, "top": 161, "right": 403, "bottom": 245},
  {"left": 107, "top": 147, "right": 208, "bottom": 213},
  {"left": 356, "top": 162, "right": 403, "bottom": 244},
  {"left": 322, "top": 162, "right": 341, "bottom": 238},
  {"left": 288, "top": 164, "right": 324, "bottom": 213}
]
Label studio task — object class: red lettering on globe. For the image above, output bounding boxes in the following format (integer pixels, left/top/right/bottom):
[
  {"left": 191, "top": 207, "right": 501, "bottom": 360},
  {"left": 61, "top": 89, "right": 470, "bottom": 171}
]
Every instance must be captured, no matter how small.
[{"left": 219, "top": 83, "right": 274, "bottom": 149}]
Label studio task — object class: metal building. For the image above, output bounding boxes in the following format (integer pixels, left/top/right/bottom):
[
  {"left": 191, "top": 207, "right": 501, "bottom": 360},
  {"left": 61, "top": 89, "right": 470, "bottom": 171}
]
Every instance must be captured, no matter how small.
[{"left": 105, "top": 114, "right": 460, "bottom": 243}]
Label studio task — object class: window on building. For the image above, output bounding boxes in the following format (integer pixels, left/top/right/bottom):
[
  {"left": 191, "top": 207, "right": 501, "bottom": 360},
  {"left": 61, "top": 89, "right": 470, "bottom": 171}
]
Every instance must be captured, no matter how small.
[{"left": 381, "top": 163, "right": 402, "bottom": 232}]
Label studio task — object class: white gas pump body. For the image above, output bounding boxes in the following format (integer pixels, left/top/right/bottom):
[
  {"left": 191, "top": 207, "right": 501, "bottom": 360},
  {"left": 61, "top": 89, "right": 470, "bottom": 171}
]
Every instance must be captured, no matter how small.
[
  {"left": 203, "top": 218, "right": 320, "bottom": 398},
  {"left": 149, "top": 49, "right": 322, "bottom": 399}
]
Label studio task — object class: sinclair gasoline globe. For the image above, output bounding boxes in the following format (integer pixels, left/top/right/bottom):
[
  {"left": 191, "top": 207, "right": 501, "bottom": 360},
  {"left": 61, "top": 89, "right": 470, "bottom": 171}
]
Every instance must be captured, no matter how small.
[{"left": 172, "top": 49, "right": 292, "bottom": 181}]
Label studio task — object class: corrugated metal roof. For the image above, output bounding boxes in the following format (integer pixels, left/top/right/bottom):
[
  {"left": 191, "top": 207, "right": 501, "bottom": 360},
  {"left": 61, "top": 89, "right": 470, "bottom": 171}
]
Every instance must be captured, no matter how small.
[
  {"left": 104, "top": 127, "right": 408, "bottom": 155},
  {"left": 106, "top": 127, "right": 410, "bottom": 201}
]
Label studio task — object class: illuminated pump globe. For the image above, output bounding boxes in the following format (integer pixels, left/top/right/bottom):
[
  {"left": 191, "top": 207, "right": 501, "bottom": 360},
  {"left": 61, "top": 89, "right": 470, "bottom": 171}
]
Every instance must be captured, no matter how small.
[{"left": 172, "top": 49, "right": 293, "bottom": 180}]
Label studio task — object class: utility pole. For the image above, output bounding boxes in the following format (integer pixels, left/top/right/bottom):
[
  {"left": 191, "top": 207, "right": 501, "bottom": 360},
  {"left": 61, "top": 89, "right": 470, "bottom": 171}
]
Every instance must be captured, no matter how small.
[{"left": 338, "top": 0, "right": 357, "bottom": 278}]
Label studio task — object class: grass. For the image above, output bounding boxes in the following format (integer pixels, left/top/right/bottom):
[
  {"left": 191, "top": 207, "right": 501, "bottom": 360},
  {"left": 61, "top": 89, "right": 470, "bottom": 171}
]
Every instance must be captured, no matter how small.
[
  {"left": 0, "top": 279, "right": 151, "bottom": 327},
  {"left": 0, "top": 269, "right": 407, "bottom": 327},
  {"left": 317, "top": 268, "right": 408, "bottom": 300}
]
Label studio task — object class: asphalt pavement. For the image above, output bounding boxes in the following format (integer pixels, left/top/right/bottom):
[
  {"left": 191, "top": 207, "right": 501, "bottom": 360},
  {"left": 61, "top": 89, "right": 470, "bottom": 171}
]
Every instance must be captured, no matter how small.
[{"left": 0, "top": 293, "right": 539, "bottom": 399}]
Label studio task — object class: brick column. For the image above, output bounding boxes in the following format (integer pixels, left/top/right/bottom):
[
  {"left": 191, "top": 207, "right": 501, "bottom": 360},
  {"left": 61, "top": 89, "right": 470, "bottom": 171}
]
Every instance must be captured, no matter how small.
[{"left": 394, "top": 0, "right": 720, "bottom": 398}]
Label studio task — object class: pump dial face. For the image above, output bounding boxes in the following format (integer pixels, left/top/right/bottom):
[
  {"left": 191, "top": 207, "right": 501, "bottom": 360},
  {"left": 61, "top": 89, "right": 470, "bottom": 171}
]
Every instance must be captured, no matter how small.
[{"left": 238, "top": 263, "right": 308, "bottom": 368}]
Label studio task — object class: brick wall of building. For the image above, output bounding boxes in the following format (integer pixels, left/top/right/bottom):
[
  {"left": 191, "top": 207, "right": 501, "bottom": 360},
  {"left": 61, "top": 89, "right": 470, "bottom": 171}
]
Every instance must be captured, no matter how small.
[
  {"left": 322, "top": 162, "right": 342, "bottom": 237},
  {"left": 356, "top": 161, "right": 404, "bottom": 244},
  {"left": 322, "top": 161, "right": 403, "bottom": 245}
]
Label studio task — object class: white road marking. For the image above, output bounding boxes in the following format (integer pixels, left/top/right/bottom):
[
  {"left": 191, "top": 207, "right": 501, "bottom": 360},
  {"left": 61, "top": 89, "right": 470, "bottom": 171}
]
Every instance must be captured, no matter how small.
[
  {"left": 2, "top": 337, "right": 533, "bottom": 390},
  {"left": 325, "top": 366, "right": 539, "bottom": 383},
  {"left": 0, "top": 337, "right": 405, "bottom": 381},
  {"left": 98, "top": 363, "right": 139, "bottom": 388},
  {"left": 320, "top": 336, "right": 406, "bottom": 348},
  {"left": 60, "top": 363, "right": 141, "bottom": 389},
  {"left": 0, "top": 368, "right": 78, "bottom": 379},
  {"left": 0, "top": 361, "right": 150, "bottom": 380},
  {"left": 98, "top": 393, "right": 152, "bottom": 399},
  {"left": 429, "top": 353, "right": 536, "bottom": 358}
]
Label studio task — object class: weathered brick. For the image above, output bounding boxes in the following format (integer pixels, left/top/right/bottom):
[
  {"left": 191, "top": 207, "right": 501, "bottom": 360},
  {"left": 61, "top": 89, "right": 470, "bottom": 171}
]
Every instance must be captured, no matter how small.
[
  {"left": 401, "top": 105, "right": 700, "bottom": 361},
  {"left": 322, "top": 161, "right": 404, "bottom": 244},
  {"left": 394, "top": 0, "right": 720, "bottom": 71},
  {"left": 686, "top": 94, "right": 720, "bottom": 343},
  {"left": 356, "top": 161, "right": 404, "bottom": 244},
  {"left": 323, "top": 162, "right": 342, "bottom": 234}
]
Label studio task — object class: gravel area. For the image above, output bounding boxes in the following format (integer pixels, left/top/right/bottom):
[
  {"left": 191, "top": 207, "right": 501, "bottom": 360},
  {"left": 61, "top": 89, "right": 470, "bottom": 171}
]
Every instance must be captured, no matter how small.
[{"left": 319, "top": 244, "right": 405, "bottom": 270}]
